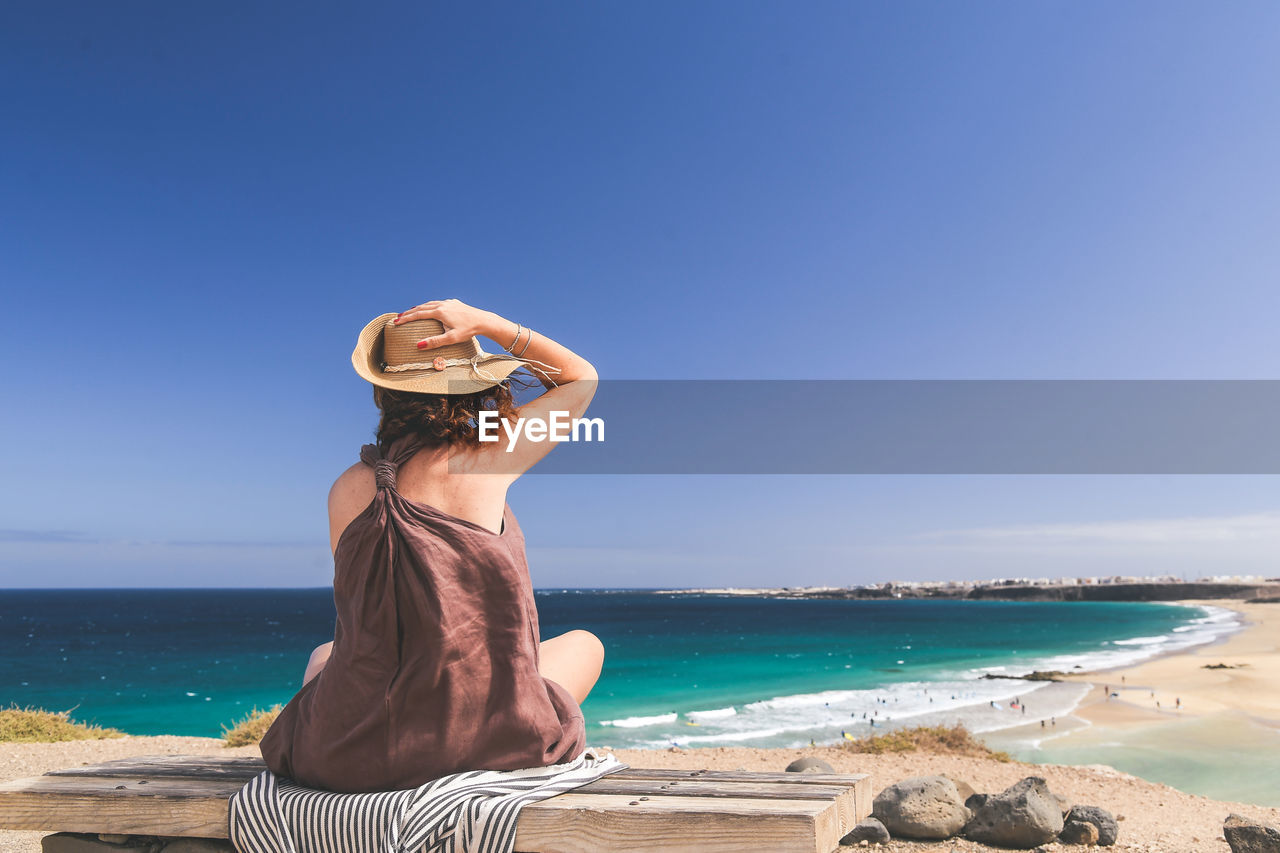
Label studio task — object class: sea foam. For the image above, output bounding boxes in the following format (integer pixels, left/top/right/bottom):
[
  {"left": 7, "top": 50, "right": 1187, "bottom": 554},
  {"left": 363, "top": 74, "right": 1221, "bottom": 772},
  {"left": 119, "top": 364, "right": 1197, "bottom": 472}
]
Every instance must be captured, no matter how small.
[
  {"left": 685, "top": 706, "right": 737, "bottom": 721},
  {"left": 598, "top": 712, "right": 678, "bottom": 728}
]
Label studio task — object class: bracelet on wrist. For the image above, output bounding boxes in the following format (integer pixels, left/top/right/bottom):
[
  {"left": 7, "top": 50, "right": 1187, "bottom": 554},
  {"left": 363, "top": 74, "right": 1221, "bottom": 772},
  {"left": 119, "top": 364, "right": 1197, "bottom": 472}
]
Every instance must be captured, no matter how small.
[{"left": 504, "top": 323, "right": 524, "bottom": 353}]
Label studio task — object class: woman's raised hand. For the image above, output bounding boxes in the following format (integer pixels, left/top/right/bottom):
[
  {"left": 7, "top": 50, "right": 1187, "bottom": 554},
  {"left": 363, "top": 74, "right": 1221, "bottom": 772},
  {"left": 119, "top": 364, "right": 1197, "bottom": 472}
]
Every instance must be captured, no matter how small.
[
  {"left": 392, "top": 299, "right": 512, "bottom": 351},
  {"left": 390, "top": 297, "right": 596, "bottom": 389}
]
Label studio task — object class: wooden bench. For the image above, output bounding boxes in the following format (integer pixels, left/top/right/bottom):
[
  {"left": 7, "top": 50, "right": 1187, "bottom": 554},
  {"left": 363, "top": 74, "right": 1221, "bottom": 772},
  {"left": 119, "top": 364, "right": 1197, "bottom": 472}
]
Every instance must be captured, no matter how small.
[{"left": 0, "top": 754, "right": 872, "bottom": 853}]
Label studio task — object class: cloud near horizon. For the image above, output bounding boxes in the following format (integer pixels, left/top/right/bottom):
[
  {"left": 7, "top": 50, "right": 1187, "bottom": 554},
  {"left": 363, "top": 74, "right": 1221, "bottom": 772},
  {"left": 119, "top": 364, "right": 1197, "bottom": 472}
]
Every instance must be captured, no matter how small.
[
  {"left": 0, "top": 534, "right": 332, "bottom": 588},
  {"left": 923, "top": 510, "right": 1280, "bottom": 546},
  {"left": 0, "top": 529, "right": 318, "bottom": 548}
]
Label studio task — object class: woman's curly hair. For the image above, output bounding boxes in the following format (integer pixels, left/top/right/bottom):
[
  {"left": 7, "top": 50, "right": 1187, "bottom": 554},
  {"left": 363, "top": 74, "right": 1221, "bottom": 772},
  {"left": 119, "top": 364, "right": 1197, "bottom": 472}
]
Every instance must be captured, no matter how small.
[{"left": 372, "top": 382, "right": 522, "bottom": 454}]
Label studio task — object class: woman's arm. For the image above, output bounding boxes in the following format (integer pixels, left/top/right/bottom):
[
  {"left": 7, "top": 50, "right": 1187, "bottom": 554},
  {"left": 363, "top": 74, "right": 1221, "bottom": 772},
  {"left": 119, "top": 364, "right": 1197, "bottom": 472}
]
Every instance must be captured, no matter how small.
[
  {"left": 392, "top": 299, "right": 598, "bottom": 473},
  {"left": 394, "top": 299, "right": 595, "bottom": 386}
]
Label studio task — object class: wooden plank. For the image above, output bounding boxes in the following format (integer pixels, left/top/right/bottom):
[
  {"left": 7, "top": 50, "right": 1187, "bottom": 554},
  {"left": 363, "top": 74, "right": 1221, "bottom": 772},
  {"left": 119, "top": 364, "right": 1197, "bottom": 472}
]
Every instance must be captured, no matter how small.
[
  {"left": 616, "top": 767, "right": 875, "bottom": 830},
  {"left": 617, "top": 767, "right": 866, "bottom": 784},
  {"left": 513, "top": 793, "right": 836, "bottom": 853},
  {"left": 583, "top": 775, "right": 870, "bottom": 836},
  {"left": 2, "top": 770, "right": 853, "bottom": 806},
  {"left": 43, "top": 760, "right": 855, "bottom": 802},
  {"left": 2, "top": 756, "right": 872, "bottom": 850},
  {"left": 0, "top": 775, "right": 840, "bottom": 852},
  {"left": 42, "top": 755, "right": 870, "bottom": 791},
  {"left": 0, "top": 775, "right": 248, "bottom": 799},
  {"left": 614, "top": 763, "right": 875, "bottom": 829},
  {"left": 0, "top": 775, "right": 232, "bottom": 836},
  {"left": 577, "top": 778, "right": 852, "bottom": 800},
  {"left": 45, "top": 756, "right": 265, "bottom": 780}
]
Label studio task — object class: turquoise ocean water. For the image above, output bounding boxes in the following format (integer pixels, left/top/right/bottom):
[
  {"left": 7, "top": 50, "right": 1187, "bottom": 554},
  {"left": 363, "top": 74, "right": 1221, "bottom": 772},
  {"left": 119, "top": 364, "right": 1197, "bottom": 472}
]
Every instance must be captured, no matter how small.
[{"left": 0, "top": 590, "right": 1251, "bottom": 797}]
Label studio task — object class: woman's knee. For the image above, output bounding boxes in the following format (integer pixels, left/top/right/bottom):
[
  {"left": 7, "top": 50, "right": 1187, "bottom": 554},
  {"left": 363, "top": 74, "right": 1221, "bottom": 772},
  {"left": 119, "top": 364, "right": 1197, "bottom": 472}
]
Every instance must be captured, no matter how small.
[
  {"left": 302, "top": 641, "right": 333, "bottom": 687},
  {"left": 568, "top": 629, "right": 604, "bottom": 666},
  {"left": 540, "top": 630, "right": 604, "bottom": 704},
  {"left": 552, "top": 630, "right": 603, "bottom": 677}
]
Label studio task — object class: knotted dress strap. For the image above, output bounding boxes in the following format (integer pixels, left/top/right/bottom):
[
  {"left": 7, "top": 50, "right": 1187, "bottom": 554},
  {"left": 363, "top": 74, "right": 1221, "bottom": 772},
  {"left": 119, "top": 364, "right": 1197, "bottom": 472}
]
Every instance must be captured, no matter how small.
[{"left": 359, "top": 434, "right": 429, "bottom": 490}]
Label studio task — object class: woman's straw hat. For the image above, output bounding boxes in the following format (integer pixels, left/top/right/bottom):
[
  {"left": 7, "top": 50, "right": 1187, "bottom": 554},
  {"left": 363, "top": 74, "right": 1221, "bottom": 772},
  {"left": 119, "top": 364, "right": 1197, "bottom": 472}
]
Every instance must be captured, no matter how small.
[{"left": 351, "top": 313, "right": 525, "bottom": 395}]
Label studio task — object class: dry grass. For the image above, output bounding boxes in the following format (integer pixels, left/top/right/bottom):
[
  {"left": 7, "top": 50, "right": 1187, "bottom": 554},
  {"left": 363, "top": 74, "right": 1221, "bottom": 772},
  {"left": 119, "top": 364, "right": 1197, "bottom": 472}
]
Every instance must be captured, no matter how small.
[
  {"left": 220, "top": 704, "right": 283, "bottom": 747},
  {"left": 840, "top": 724, "right": 1012, "bottom": 762},
  {"left": 0, "top": 703, "right": 126, "bottom": 743}
]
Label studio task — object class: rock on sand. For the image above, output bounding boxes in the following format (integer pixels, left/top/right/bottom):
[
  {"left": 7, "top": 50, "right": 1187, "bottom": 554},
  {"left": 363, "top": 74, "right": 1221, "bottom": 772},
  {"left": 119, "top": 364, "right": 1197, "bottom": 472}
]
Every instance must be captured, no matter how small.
[{"left": 871, "top": 775, "right": 970, "bottom": 840}]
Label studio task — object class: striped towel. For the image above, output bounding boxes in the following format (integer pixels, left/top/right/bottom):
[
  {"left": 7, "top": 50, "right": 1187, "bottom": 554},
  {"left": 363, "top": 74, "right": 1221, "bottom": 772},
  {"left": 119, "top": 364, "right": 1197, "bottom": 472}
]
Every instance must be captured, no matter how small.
[{"left": 227, "top": 749, "right": 626, "bottom": 853}]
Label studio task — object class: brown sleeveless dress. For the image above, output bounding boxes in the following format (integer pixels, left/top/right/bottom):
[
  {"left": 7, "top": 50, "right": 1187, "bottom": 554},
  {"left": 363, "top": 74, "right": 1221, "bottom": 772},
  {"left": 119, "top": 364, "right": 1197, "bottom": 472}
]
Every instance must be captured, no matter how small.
[{"left": 258, "top": 433, "right": 587, "bottom": 793}]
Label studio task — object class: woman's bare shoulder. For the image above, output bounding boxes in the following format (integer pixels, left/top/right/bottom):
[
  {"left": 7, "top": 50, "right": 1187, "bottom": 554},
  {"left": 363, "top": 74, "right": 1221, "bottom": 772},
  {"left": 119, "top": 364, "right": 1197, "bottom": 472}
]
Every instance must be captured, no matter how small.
[
  {"left": 328, "top": 462, "right": 376, "bottom": 548},
  {"left": 329, "top": 462, "right": 375, "bottom": 505}
]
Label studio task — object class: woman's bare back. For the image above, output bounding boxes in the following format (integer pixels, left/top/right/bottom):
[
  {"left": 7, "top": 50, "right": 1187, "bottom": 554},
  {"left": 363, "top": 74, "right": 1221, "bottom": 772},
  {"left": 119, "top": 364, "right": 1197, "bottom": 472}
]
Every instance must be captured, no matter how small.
[{"left": 327, "top": 445, "right": 511, "bottom": 553}]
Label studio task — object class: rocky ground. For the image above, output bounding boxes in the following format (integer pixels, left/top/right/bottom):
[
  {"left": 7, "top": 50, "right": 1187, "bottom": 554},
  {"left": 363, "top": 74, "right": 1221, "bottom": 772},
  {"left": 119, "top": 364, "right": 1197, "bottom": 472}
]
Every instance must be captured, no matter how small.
[{"left": 608, "top": 745, "right": 1280, "bottom": 852}]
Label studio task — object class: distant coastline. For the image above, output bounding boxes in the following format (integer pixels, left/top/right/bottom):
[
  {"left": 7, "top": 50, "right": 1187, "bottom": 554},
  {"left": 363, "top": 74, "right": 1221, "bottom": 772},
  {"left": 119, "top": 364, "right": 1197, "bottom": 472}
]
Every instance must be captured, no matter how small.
[{"left": 655, "top": 578, "right": 1280, "bottom": 603}]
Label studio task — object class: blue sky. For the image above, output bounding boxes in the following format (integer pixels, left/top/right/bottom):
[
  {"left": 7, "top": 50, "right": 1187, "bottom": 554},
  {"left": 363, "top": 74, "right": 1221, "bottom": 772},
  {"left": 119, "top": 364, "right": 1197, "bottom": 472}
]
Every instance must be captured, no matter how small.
[{"left": 2, "top": 2, "right": 1279, "bottom": 588}]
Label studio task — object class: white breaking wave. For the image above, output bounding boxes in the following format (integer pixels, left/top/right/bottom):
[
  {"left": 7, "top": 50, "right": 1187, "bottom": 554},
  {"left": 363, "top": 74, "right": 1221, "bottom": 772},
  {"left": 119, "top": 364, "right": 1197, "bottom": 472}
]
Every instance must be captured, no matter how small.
[
  {"left": 598, "top": 712, "right": 678, "bottom": 728},
  {"left": 744, "top": 689, "right": 861, "bottom": 711},
  {"left": 685, "top": 706, "right": 737, "bottom": 721},
  {"left": 1111, "top": 635, "right": 1168, "bottom": 646}
]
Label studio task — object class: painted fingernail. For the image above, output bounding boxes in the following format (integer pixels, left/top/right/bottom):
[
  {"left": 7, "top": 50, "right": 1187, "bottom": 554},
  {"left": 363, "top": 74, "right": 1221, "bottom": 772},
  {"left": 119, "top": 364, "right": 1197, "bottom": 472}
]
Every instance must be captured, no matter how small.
[{"left": 416, "top": 340, "right": 428, "bottom": 349}]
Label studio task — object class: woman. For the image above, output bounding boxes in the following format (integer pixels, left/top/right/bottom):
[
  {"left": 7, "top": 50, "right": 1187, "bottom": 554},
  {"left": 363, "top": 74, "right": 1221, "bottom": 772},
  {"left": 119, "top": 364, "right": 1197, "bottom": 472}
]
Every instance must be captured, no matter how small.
[{"left": 258, "top": 299, "right": 604, "bottom": 794}]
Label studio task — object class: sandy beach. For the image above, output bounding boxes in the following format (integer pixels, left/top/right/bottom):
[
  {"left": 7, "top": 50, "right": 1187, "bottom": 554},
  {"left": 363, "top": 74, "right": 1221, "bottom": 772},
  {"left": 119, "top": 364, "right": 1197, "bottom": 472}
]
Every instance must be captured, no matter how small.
[
  {"left": 1065, "top": 600, "right": 1279, "bottom": 725},
  {"left": 2, "top": 599, "right": 1278, "bottom": 852}
]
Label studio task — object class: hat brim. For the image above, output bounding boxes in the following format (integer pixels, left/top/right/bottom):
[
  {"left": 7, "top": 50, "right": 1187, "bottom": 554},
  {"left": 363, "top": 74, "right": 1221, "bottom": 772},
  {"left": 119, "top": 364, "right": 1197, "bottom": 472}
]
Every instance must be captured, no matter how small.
[{"left": 351, "top": 313, "right": 525, "bottom": 394}]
